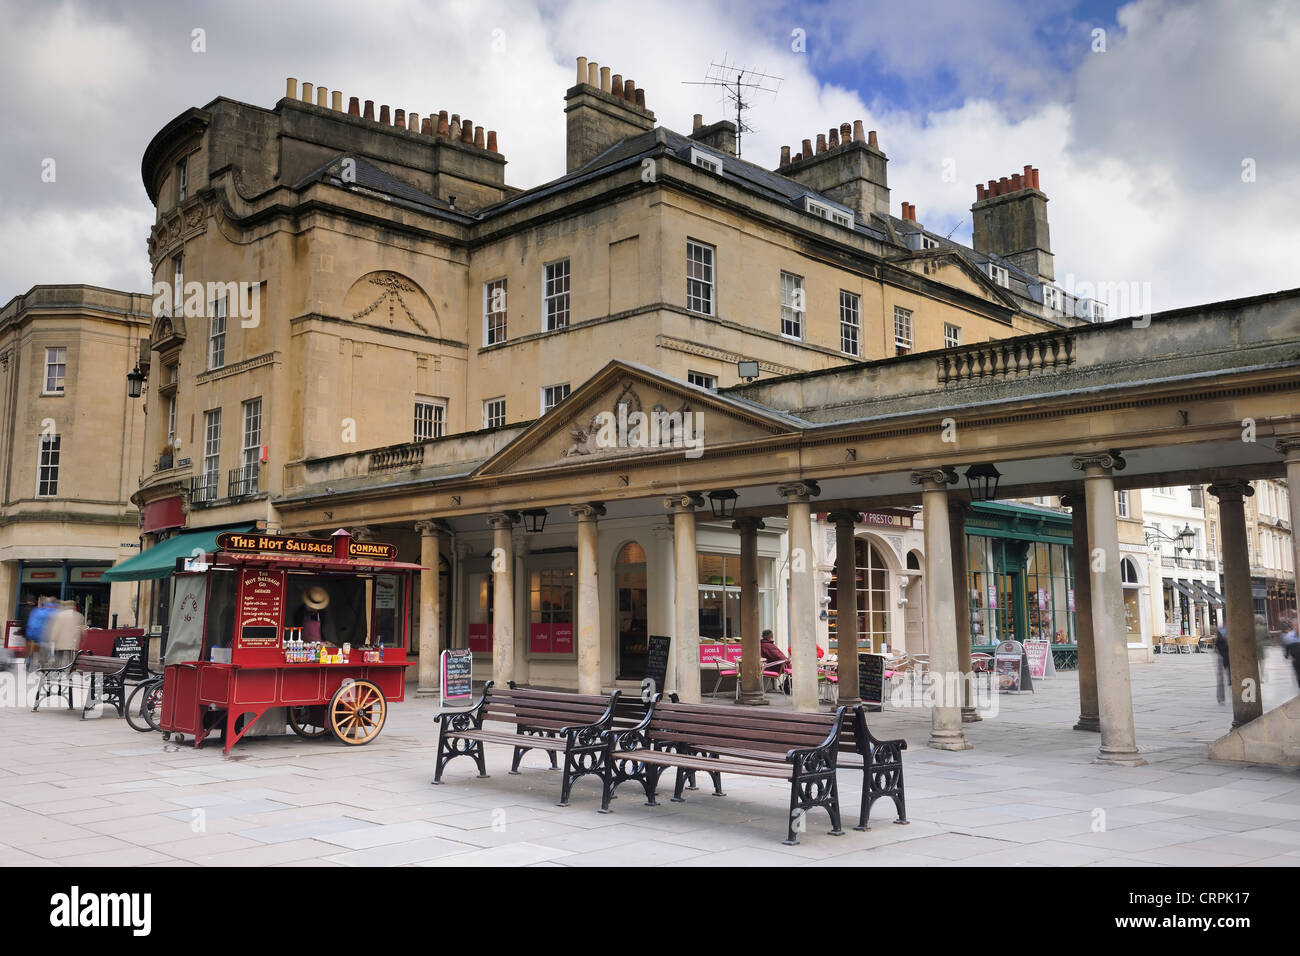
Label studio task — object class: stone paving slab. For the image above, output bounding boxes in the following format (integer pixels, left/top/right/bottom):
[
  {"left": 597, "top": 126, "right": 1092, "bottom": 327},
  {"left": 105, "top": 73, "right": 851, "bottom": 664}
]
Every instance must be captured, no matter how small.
[{"left": 2, "top": 650, "right": 1299, "bottom": 866}]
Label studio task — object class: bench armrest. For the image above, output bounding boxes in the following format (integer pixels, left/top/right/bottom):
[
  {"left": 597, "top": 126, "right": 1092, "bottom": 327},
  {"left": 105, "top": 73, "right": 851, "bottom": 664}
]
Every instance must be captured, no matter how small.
[
  {"left": 785, "top": 705, "right": 847, "bottom": 764},
  {"left": 433, "top": 679, "right": 492, "bottom": 730},
  {"left": 558, "top": 688, "right": 624, "bottom": 739}
]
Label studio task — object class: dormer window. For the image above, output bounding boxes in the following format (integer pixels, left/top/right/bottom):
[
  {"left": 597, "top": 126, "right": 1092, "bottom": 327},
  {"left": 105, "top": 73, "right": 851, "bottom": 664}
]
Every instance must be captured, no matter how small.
[
  {"left": 803, "top": 196, "right": 853, "bottom": 229},
  {"left": 1043, "top": 285, "right": 1063, "bottom": 312},
  {"left": 987, "top": 263, "right": 1010, "bottom": 288},
  {"left": 1089, "top": 300, "right": 1108, "bottom": 322},
  {"left": 689, "top": 147, "right": 722, "bottom": 175}
]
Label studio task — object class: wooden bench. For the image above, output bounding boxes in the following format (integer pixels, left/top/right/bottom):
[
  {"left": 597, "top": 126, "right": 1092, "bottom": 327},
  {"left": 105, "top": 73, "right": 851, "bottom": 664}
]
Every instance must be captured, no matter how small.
[
  {"left": 33, "top": 651, "right": 132, "bottom": 719},
  {"left": 433, "top": 681, "right": 627, "bottom": 805},
  {"left": 600, "top": 699, "right": 848, "bottom": 844}
]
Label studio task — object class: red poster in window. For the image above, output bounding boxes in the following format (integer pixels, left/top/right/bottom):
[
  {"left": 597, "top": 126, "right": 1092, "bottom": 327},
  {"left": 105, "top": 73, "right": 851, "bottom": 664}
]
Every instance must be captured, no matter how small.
[
  {"left": 530, "top": 622, "right": 552, "bottom": 654},
  {"left": 552, "top": 623, "right": 574, "bottom": 654},
  {"left": 468, "top": 622, "right": 491, "bottom": 653}
]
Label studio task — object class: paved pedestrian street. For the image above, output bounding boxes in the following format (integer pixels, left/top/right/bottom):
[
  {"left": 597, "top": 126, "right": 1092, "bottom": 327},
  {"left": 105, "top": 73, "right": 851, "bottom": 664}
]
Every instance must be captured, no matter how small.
[{"left": 3, "top": 650, "right": 1298, "bottom": 868}]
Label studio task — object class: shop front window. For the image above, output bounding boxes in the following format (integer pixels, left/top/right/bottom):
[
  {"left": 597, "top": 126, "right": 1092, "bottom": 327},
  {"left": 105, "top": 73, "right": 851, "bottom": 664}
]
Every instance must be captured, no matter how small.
[
  {"left": 529, "top": 566, "right": 575, "bottom": 655},
  {"left": 696, "top": 552, "right": 773, "bottom": 643},
  {"left": 827, "top": 538, "right": 892, "bottom": 655},
  {"left": 1121, "top": 557, "right": 1142, "bottom": 639}
]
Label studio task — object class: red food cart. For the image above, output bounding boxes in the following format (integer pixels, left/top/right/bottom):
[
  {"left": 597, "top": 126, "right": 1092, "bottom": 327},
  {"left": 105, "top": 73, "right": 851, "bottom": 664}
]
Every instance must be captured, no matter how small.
[{"left": 159, "top": 528, "right": 421, "bottom": 753}]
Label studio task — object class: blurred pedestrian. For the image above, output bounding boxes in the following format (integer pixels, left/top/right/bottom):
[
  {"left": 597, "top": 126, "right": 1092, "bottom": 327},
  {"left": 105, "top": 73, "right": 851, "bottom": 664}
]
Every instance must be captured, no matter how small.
[
  {"left": 1214, "top": 624, "right": 1229, "bottom": 705},
  {"left": 1280, "top": 617, "right": 1299, "bottom": 691},
  {"left": 24, "top": 596, "right": 57, "bottom": 669},
  {"left": 47, "top": 600, "right": 85, "bottom": 668}
]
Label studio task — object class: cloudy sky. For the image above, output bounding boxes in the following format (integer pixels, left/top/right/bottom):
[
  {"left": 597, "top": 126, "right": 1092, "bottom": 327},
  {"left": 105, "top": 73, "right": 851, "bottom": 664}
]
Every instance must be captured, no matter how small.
[{"left": 0, "top": 0, "right": 1296, "bottom": 315}]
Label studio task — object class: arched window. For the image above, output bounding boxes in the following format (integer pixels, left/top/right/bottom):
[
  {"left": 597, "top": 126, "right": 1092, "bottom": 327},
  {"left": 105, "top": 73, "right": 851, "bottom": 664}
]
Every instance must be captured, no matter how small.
[
  {"left": 1121, "top": 557, "right": 1140, "bottom": 586},
  {"left": 1120, "top": 556, "right": 1141, "bottom": 639},
  {"left": 906, "top": 550, "right": 921, "bottom": 571},
  {"left": 856, "top": 538, "right": 892, "bottom": 652}
]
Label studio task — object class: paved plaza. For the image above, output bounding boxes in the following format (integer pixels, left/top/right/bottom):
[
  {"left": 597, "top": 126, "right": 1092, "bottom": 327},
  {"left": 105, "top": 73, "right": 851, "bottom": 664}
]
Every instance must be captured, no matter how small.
[{"left": 3, "top": 649, "right": 1299, "bottom": 867}]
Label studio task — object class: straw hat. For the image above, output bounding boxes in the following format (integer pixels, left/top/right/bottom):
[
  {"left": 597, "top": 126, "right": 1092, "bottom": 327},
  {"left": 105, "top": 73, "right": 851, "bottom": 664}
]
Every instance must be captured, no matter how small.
[{"left": 303, "top": 586, "right": 330, "bottom": 611}]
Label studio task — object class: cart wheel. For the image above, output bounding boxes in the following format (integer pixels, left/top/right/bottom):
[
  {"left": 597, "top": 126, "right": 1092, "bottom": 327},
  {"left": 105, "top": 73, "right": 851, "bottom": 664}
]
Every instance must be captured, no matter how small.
[
  {"left": 172, "top": 734, "right": 184, "bottom": 745},
  {"left": 287, "top": 705, "right": 330, "bottom": 739},
  {"left": 161, "top": 732, "right": 171, "bottom": 741},
  {"left": 328, "top": 680, "right": 386, "bottom": 745}
]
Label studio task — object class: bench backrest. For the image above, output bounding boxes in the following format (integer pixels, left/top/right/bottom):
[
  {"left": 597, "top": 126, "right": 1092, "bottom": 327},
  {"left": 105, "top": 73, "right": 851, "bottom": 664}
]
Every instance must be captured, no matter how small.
[
  {"left": 647, "top": 700, "right": 840, "bottom": 755},
  {"left": 481, "top": 684, "right": 617, "bottom": 732},
  {"left": 74, "top": 653, "right": 131, "bottom": 675}
]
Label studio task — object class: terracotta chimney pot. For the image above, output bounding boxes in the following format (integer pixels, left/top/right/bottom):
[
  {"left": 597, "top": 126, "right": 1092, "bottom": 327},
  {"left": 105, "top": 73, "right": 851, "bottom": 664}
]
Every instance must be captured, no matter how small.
[
  {"left": 780, "top": 145, "right": 791, "bottom": 166},
  {"left": 867, "top": 130, "right": 879, "bottom": 149},
  {"left": 852, "top": 120, "right": 865, "bottom": 142},
  {"left": 487, "top": 130, "right": 498, "bottom": 152},
  {"left": 363, "top": 100, "right": 375, "bottom": 121},
  {"left": 611, "top": 73, "right": 623, "bottom": 98}
]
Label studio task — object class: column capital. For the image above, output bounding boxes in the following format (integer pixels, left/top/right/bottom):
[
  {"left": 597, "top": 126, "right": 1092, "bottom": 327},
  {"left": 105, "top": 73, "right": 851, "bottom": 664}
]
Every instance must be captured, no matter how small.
[
  {"left": 1274, "top": 435, "right": 1300, "bottom": 459},
  {"left": 1208, "top": 480, "right": 1255, "bottom": 503},
  {"left": 910, "top": 466, "right": 958, "bottom": 488},
  {"left": 486, "top": 512, "right": 518, "bottom": 530},
  {"left": 1057, "top": 491, "right": 1086, "bottom": 510},
  {"left": 732, "top": 516, "right": 766, "bottom": 534},
  {"left": 777, "top": 479, "right": 821, "bottom": 501},
  {"left": 414, "top": 519, "right": 451, "bottom": 536},
  {"left": 569, "top": 502, "right": 607, "bottom": 520},
  {"left": 1071, "top": 450, "right": 1126, "bottom": 473},
  {"left": 663, "top": 492, "right": 705, "bottom": 512},
  {"left": 826, "top": 509, "right": 862, "bottom": 526}
]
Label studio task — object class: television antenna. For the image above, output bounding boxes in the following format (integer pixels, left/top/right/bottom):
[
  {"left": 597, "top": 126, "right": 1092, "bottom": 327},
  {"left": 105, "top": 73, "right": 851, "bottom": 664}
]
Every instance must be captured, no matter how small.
[{"left": 682, "top": 57, "right": 782, "bottom": 159}]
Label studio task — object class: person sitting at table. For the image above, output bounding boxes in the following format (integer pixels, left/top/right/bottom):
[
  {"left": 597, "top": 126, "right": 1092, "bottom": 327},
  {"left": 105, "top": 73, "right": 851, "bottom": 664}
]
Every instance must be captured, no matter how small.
[{"left": 760, "top": 629, "right": 789, "bottom": 666}]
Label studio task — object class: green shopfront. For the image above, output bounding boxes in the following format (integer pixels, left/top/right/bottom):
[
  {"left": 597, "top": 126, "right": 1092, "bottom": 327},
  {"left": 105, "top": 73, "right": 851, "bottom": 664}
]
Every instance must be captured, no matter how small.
[{"left": 966, "top": 502, "right": 1079, "bottom": 669}]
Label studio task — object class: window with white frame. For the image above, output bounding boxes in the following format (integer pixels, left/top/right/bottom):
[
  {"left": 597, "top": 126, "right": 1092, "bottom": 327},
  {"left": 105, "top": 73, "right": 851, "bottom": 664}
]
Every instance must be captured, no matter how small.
[
  {"left": 43, "top": 347, "right": 66, "bottom": 393},
  {"left": 690, "top": 146, "right": 722, "bottom": 175},
  {"left": 541, "top": 383, "right": 570, "bottom": 414},
  {"left": 484, "top": 278, "right": 507, "bottom": 345},
  {"left": 414, "top": 397, "right": 446, "bottom": 441},
  {"left": 920, "top": 235, "right": 938, "bottom": 249},
  {"left": 483, "top": 398, "right": 506, "bottom": 429},
  {"left": 780, "top": 272, "right": 804, "bottom": 339},
  {"left": 839, "top": 291, "right": 860, "bottom": 356},
  {"left": 241, "top": 398, "right": 262, "bottom": 469},
  {"left": 1043, "top": 286, "right": 1063, "bottom": 312},
  {"left": 208, "top": 296, "right": 227, "bottom": 370},
  {"left": 544, "top": 259, "right": 570, "bottom": 331},
  {"left": 36, "top": 434, "right": 60, "bottom": 497},
  {"left": 687, "top": 370, "right": 717, "bottom": 389},
  {"left": 686, "top": 240, "right": 714, "bottom": 315},
  {"left": 166, "top": 394, "right": 176, "bottom": 447},
  {"left": 177, "top": 157, "right": 188, "bottom": 203},
  {"left": 1117, "top": 490, "right": 1130, "bottom": 518},
  {"left": 172, "top": 254, "right": 183, "bottom": 314},
  {"left": 944, "top": 323, "right": 962, "bottom": 348},
  {"left": 893, "top": 306, "right": 913, "bottom": 356},
  {"left": 1089, "top": 300, "right": 1108, "bottom": 322},
  {"left": 202, "top": 409, "right": 221, "bottom": 489},
  {"left": 987, "top": 263, "right": 1009, "bottom": 288}
]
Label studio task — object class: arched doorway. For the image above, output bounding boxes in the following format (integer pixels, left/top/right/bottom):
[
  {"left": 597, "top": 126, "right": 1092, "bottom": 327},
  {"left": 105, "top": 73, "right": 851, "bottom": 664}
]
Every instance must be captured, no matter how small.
[
  {"left": 904, "top": 549, "right": 925, "bottom": 655},
  {"left": 614, "top": 541, "right": 648, "bottom": 679}
]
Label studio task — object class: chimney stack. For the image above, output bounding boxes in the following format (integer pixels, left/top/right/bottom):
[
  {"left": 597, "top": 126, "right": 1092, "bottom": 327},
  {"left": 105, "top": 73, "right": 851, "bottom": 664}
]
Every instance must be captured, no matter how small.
[
  {"left": 332, "top": 90, "right": 342, "bottom": 111},
  {"left": 565, "top": 54, "right": 656, "bottom": 172},
  {"left": 972, "top": 165, "right": 1053, "bottom": 282},
  {"left": 286, "top": 77, "right": 298, "bottom": 99},
  {"left": 317, "top": 86, "right": 329, "bottom": 108},
  {"left": 779, "top": 119, "right": 889, "bottom": 218},
  {"left": 301, "top": 82, "right": 313, "bottom": 102}
]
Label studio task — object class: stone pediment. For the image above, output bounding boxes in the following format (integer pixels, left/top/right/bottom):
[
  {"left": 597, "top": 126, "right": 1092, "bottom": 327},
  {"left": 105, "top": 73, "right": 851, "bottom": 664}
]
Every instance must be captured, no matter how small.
[
  {"left": 476, "top": 363, "right": 799, "bottom": 477},
  {"left": 343, "top": 271, "right": 440, "bottom": 336}
]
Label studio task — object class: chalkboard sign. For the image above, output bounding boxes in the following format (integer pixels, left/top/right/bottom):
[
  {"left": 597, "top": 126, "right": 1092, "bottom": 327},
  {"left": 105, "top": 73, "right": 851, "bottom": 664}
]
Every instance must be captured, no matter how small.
[
  {"left": 112, "top": 634, "right": 146, "bottom": 681},
  {"left": 441, "top": 648, "right": 472, "bottom": 703},
  {"left": 858, "top": 653, "right": 884, "bottom": 712},
  {"left": 644, "top": 635, "right": 671, "bottom": 702}
]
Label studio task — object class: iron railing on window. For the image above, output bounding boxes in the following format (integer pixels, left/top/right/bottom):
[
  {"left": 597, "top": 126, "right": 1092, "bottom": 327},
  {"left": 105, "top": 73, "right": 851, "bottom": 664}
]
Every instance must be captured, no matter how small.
[
  {"left": 190, "top": 473, "right": 218, "bottom": 504},
  {"left": 228, "top": 462, "right": 259, "bottom": 498}
]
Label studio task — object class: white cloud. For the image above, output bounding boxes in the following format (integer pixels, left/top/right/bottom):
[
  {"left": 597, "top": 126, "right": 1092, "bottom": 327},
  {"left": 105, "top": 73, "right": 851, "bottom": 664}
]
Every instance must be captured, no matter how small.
[{"left": 0, "top": 0, "right": 1294, "bottom": 317}]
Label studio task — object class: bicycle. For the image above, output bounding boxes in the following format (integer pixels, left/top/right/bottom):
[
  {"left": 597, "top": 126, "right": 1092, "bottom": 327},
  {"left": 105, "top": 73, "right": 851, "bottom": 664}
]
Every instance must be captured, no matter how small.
[{"left": 124, "top": 673, "right": 164, "bottom": 733}]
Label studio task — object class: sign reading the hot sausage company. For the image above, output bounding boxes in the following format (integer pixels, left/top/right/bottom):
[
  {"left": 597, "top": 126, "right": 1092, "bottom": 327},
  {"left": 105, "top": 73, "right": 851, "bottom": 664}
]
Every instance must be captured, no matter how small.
[{"left": 215, "top": 532, "right": 398, "bottom": 562}]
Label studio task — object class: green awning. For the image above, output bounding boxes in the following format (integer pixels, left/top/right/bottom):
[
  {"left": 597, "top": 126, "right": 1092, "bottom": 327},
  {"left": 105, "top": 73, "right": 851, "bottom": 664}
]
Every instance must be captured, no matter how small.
[{"left": 103, "top": 525, "right": 255, "bottom": 581}]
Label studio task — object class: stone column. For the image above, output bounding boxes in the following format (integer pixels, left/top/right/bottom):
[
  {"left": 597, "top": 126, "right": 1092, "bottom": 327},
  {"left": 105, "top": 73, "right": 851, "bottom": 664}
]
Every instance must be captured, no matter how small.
[
  {"left": 1209, "top": 481, "right": 1263, "bottom": 727},
  {"left": 780, "top": 481, "right": 821, "bottom": 713},
  {"left": 1072, "top": 453, "right": 1145, "bottom": 765},
  {"left": 487, "top": 513, "right": 517, "bottom": 687},
  {"left": 828, "top": 510, "right": 862, "bottom": 705},
  {"left": 911, "top": 468, "right": 970, "bottom": 750},
  {"left": 1280, "top": 439, "right": 1300, "bottom": 629},
  {"left": 571, "top": 502, "right": 606, "bottom": 695},
  {"left": 734, "top": 517, "right": 768, "bottom": 705},
  {"left": 948, "top": 501, "right": 979, "bottom": 722},
  {"left": 414, "top": 520, "right": 448, "bottom": 696},
  {"left": 666, "top": 494, "right": 703, "bottom": 703},
  {"left": 1060, "top": 492, "right": 1099, "bottom": 731}
]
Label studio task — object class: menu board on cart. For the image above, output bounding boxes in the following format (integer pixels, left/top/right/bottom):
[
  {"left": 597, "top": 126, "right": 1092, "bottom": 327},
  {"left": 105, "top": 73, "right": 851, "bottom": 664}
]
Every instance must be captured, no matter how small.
[
  {"left": 236, "top": 568, "right": 286, "bottom": 647},
  {"left": 644, "top": 635, "right": 671, "bottom": 700},
  {"left": 441, "top": 648, "right": 472, "bottom": 704}
]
